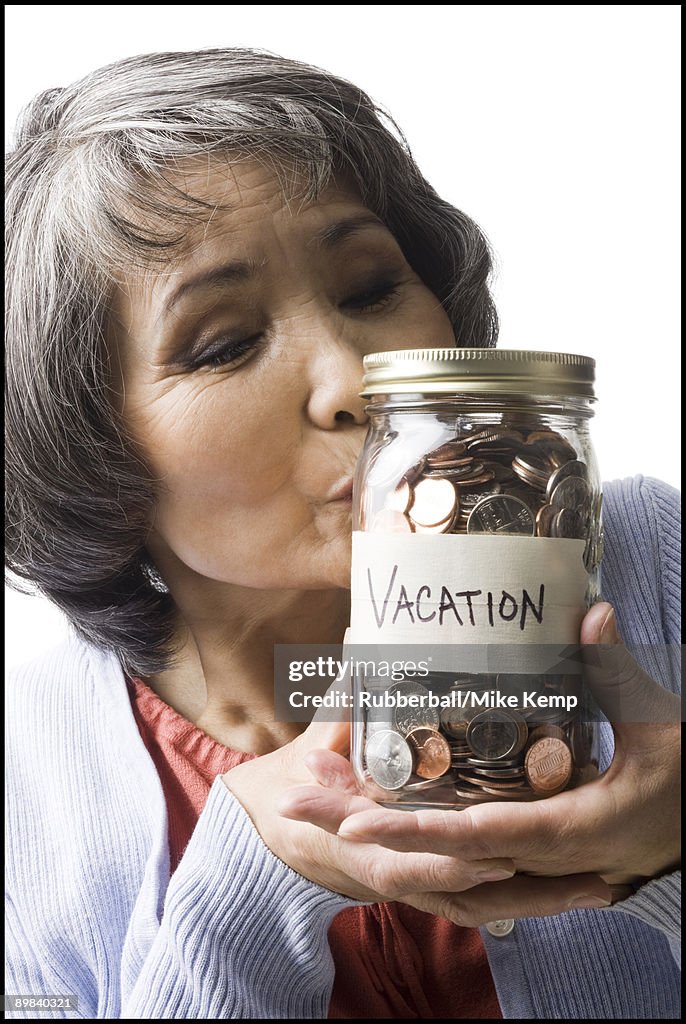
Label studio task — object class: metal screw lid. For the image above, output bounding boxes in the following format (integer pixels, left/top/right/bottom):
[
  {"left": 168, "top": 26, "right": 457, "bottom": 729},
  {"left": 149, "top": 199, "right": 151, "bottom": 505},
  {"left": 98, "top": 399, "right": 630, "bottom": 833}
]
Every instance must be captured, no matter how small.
[{"left": 361, "top": 348, "right": 596, "bottom": 399}]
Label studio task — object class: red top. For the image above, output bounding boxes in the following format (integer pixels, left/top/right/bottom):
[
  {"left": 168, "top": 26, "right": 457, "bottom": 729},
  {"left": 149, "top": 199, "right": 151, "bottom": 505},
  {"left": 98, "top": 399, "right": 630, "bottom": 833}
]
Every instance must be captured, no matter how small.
[{"left": 127, "top": 675, "right": 502, "bottom": 1019}]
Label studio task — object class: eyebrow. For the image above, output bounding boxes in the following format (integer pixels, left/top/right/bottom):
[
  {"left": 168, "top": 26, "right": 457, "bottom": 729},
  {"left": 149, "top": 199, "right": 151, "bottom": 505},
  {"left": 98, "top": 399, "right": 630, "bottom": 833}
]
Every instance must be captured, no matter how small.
[{"left": 162, "top": 213, "right": 390, "bottom": 316}]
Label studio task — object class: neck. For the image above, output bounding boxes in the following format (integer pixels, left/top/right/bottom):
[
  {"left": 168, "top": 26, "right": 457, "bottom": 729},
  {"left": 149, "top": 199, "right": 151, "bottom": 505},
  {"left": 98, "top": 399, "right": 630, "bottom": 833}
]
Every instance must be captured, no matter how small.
[{"left": 143, "top": 580, "right": 350, "bottom": 754}]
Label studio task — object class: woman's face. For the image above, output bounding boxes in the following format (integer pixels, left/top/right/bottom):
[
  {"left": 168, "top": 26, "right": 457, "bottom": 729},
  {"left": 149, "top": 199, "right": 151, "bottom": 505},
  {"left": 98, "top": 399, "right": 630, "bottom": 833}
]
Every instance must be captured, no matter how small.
[{"left": 112, "top": 158, "right": 456, "bottom": 591}]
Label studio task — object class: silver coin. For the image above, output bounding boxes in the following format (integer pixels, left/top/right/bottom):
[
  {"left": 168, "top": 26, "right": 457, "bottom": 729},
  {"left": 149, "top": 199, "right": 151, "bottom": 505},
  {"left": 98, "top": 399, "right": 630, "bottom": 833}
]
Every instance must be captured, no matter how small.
[
  {"left": 549, "top": 475, "right": 591, "bottom": 512},
  {"left": 364, "top": 730, "right": 414, "bottom": 790},
  {"left": 467, "top": 494, "right": 536, "bottom": 536},
  {"left": 546, "top": 460, "right": 589, "bottom": 500},
  {"left": 551, "top": 507, "right": 586, "bottom": 539},
  {"left": 389, "top": 680, "right": 440, "bottom": 736}
]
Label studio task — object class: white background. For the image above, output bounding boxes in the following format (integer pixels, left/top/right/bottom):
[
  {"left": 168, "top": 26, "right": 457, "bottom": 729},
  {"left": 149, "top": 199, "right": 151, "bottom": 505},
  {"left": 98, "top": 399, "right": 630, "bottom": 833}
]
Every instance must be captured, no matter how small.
[{"left": 5, "top": 5, "right": 681, "bottom": 669}]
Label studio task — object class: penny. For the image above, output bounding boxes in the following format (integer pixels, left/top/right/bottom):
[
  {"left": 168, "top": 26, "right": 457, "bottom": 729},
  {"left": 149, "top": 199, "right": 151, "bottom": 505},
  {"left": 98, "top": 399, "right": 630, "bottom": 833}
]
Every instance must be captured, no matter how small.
[
  {"left": 365, "top": 730, "right": 414, "bottom": 791},
  {"left": 389, "top": 681, "right": 441, "bottom": 736},
  {"left": 535, "top": 503, "right": 556, "bottom": 537},
  {"left": 467, "top": 495, "right": 536, "bottom": 536},
  {"left": 370, "top": 508, "right": 413, "bottom": 534},
  {"left": 466, "top": 710, "right": 529, "bottom": 760},
  {"left": 409, "top": 477, "right": 456, "bottom": 527},
  {"left": 524, "top": 736, "right": 573, "bottom": 794},
  {"left": 406, "top": 727, "right": 452, "bottom": 780},
  {"left": 384, "top": 478, "right": 413, "bottom": 515},
  {"left": 403, "top": 772, "right": 458, "bottom": 791}
]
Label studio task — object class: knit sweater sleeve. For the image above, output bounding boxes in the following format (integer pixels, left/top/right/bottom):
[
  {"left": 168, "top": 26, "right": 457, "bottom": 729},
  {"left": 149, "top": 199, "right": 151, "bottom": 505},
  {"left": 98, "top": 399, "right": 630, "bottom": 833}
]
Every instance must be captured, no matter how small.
[
  {"left": 120, "top": 776, "right": 364, "bottom": 1018},
  {"left": 601, "top": 476, "right": 681, "bottom": 955},
  {"left": 5, "top": 641, "right": 366, "bottom": 1020}
]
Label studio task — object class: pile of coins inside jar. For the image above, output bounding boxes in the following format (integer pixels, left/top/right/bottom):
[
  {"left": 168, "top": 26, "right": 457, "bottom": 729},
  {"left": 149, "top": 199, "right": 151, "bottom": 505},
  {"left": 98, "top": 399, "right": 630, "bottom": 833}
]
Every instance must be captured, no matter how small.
[
  {"left": 368, "top": 426, "right": 603, "bottom": 571},
  {"left": 363, "top": 676, "right": 598, "bottom": 804}
]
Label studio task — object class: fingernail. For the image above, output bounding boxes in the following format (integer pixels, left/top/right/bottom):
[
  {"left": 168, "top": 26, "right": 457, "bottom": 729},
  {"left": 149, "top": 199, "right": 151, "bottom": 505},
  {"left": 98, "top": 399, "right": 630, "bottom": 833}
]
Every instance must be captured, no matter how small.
[
  {"left": 600, "top": 607, "right": 619, "bottom": 644},
  {"left": 568, "top": 894, "right": 611, "bottom": 910},
  {"left": 475, "top": 868, "right": 515, "bottom": 882},
  {"left": 336, "top": 828, "right": 363, "bottom": 841}
]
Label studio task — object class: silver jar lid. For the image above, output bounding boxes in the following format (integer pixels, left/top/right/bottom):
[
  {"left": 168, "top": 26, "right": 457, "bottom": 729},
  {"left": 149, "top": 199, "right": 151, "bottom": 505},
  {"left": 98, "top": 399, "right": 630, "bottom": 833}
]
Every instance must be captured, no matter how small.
[{"left": 361, "top": 348, "right": 596, "bottom": 399}]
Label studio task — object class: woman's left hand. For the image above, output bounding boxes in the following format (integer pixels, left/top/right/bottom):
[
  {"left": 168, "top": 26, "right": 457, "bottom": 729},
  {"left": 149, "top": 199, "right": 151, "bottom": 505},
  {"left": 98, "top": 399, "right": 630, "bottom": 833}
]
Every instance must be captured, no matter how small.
[{"left": 279, "top": 602, "right": 681, "bottom": 892}]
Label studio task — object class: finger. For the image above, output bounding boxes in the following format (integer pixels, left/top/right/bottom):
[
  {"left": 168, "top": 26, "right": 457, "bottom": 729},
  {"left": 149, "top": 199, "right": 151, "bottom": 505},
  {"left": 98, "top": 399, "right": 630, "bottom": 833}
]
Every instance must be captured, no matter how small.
[
  {"left": 276, "top": 784, "right": 375, "bottom": 833},
  {"left": 303, "top": 748, "right": 361, "bottom": 793},
  {"left": 337, "top": 786, "right": 608, "bottom": 874},
  {"left": 402, "top": 871, "right": 611, "bottom": 928},
  {"left": 277, "top": 788, "right": 516, "bottom": 886},
  {"left": 580, "top": 603, "right": 680, "bottom": 737}
]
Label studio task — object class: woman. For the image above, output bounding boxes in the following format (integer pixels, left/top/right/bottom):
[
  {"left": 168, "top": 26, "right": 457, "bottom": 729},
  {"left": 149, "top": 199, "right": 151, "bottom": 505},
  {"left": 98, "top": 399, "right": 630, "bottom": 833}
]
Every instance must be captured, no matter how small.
[{"left": 5, "top": 48, "right": 680, "bottom": 1019}]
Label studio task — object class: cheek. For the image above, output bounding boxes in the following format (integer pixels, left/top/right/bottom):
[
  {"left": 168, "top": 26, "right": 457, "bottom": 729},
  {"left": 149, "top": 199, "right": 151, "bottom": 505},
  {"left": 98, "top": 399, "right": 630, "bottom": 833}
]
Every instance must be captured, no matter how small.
[{"left": 130, "top": 377, "right": 303, "bottom": 513}]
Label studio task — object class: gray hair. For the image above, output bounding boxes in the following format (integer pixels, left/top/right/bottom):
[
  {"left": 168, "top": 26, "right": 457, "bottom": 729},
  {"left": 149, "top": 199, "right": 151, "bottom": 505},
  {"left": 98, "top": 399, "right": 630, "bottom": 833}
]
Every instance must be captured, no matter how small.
[{"left": 5, "top": 47, "right": 499, "bottom": 676}]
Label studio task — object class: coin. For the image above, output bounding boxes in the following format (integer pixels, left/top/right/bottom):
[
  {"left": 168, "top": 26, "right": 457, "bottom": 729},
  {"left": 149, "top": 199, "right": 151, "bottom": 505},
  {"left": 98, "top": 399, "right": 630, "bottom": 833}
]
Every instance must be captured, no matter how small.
[
  {"left": 545, "top": 459, "right": 589, "bottom": 498},
  {"left": 370, "top": 509, "right": 413, "bottom": 534},
  {"left": 409, "top": 477, "right": 457, "bottom": 527},
  {"left": 466, "top": 710, "right": 529, "bottom": 760},
  {"left": 406, "top": 727, "right": 452, "bottom": 779},
  {"left": 535, "top": 503, "right": 556, "bottom": 537},
  {"left": 389, "top": 681, "right": 440, "bottom": 736},
  {"left": 551, "top": 507, "right": 585, "bottom": 539},
  {"left": 467, "top": 495, "right": 536, "bottom": 536},
  {"left": 524, "top": 736, "right": 573, "bottom": 794},
  {"left": 528, "top": 724, "right": 566, "bottom": 743},
  {"left": 384, "top": 479, "right": 413, "bottom": 515},
  {"left": 364, "top": 730, "right": 414, "bottom": 790},
  {"left": 549, "top": 475, "right": 591, "bottom": 512}
]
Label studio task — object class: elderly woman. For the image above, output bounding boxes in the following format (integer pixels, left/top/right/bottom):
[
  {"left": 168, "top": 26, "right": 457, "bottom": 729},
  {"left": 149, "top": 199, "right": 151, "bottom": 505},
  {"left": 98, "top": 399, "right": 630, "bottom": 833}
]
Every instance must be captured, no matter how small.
[{"left": 5, "top": 48, "right": 680, "bottom": 1020}]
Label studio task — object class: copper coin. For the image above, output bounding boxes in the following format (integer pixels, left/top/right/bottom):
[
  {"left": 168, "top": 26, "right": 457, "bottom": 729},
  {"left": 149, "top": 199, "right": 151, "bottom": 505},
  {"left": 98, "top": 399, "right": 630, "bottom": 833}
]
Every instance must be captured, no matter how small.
[
  {"left": 524, "top": 737, "right": 573, "bottom": 794},
  {"left": 467, "top": 495, "right": 535, "bottom": 536},
  {"left": 384, "top": 479, "right": 413, "bottom": 515},
  {"left": 370, "top": 509, "right": 413, "bottom": 534},
  {"left": 405, "top": 727, "right": 452, "bottom": 780},
  {"left": 535, "top": 503, "right": 556, "bottom": 537},
  {"left": 426, "top": 440, "right": 467, "bottom": 462},
  {"left": 409, "top": 477, "right": 457, "bottom": 527}
]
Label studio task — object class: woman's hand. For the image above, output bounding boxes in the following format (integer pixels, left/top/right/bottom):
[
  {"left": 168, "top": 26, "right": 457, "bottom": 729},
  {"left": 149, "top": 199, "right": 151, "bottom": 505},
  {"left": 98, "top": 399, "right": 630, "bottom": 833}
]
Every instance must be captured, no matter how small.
[
  {"left": 285, "top": 604, "right": 679, "bottom": 914},
  {"left": 221, "top": 700, "right": 611, "bottom": 920}
]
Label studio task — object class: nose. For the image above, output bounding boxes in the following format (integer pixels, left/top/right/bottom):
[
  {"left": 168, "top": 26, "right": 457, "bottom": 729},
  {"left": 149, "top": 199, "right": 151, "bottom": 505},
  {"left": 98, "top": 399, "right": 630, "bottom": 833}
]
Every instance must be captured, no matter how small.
[{"left": 306, "top": 337, "right": 369, "bottom": 430}]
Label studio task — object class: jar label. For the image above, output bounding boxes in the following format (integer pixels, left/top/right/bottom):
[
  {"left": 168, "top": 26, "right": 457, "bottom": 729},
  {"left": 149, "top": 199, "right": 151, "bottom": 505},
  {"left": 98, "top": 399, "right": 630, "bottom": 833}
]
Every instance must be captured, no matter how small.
[{"left": 350, "top": 531, "right": 588, "bottom": 646}]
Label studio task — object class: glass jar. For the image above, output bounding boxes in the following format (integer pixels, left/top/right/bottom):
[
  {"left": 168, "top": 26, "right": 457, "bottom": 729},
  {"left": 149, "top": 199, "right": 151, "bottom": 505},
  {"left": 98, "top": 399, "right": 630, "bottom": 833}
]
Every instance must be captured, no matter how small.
[{"left": 350, "top": 349, "right": 603, "bottom": 810}]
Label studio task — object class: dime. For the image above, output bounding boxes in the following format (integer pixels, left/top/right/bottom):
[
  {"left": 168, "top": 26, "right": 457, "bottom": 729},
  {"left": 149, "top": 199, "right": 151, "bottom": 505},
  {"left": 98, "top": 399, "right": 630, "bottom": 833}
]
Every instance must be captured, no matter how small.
[
  {"left": 466, "top": 710, "right": 529, "bottom": 760},
  {"left": 467, "top": 495, "right": 536, "bottom": 536},
  {"left": 364, "top": 730, "right": 414, "bottom": 790},
  {"left": 389, "top": 681, "right": 440, "bottom": 736},
  {"left": 409, "top": 477, "right": 457, "bottom": 528},
  {"left": 524, "top": 736, "right": 573, "bottom": 794},
  {"left": 406, "top": 727, "right": 452, "bottom": 780}
]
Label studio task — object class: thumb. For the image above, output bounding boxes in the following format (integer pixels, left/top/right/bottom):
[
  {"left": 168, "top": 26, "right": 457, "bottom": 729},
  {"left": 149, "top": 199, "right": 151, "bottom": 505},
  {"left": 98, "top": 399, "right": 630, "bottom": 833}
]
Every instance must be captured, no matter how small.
[
  {"left": 580, "top": 602, "right": 679, "bottom": 737},
  {"left": 295, "top": 671, "right": 352, "bottom": 756}
]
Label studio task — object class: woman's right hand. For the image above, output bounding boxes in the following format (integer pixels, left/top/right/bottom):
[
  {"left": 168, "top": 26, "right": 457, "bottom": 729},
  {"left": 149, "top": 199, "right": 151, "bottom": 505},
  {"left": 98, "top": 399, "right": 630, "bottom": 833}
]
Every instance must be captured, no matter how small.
[{"left": 222, "top": 716, "right": 611, "bottom": 921}]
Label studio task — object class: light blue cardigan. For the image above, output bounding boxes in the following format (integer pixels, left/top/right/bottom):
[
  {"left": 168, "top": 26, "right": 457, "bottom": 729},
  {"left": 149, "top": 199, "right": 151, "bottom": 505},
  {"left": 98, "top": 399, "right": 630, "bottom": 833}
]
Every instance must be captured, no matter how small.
[{"left": 5, "top": 476, "right": 681, "bottom": 1018}]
